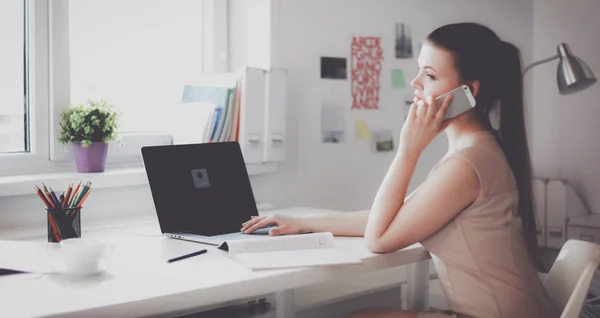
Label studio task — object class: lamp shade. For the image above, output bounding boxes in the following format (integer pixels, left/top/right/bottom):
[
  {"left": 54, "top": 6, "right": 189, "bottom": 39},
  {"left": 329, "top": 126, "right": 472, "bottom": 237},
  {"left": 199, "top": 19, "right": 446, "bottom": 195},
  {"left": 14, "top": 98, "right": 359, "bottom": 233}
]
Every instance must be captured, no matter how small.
[{"left": 557, "top": 43, "right": 597, "bottom": 95}]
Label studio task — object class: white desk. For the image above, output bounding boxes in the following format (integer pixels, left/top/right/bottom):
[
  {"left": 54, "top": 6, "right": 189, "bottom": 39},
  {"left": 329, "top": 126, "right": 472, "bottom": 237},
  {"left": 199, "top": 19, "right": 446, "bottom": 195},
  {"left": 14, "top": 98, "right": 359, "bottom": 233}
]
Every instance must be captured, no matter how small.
[{"left": 0, "top": 207, "right": 431, "bottom": 318}]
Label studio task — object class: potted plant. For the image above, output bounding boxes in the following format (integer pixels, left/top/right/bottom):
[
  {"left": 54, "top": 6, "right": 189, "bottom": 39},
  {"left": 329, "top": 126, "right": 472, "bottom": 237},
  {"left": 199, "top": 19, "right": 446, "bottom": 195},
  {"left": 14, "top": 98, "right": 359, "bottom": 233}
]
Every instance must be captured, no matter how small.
[{"left": 58, "top": 99, "right": 120, "bottom": 173}]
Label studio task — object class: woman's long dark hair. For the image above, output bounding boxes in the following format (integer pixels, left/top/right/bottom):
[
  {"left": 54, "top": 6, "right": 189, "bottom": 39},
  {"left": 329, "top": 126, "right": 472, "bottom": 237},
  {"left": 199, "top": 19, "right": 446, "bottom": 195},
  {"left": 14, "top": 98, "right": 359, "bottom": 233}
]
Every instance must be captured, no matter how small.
[{"left": 427, "top": 23, "right": 539, "bottom": 266}]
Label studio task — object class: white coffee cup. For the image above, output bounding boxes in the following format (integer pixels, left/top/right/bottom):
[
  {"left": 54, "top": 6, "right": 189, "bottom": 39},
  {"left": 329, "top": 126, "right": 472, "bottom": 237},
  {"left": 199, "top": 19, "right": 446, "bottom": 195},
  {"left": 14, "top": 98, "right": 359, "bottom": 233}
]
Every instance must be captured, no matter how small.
[{"left": 59, "top": 238, "right": 111, "bottom": 276}]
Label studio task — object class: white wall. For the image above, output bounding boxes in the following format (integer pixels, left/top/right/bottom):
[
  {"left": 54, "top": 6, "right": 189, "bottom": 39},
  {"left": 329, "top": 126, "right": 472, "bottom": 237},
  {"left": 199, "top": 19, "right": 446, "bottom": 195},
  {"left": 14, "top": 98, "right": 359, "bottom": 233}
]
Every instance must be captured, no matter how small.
[
  {"left": 530, "top": 0, "right": 600, "bottom": 214},
  {"left": 254, "top": 0, "right": 535, "bottom": 212}
]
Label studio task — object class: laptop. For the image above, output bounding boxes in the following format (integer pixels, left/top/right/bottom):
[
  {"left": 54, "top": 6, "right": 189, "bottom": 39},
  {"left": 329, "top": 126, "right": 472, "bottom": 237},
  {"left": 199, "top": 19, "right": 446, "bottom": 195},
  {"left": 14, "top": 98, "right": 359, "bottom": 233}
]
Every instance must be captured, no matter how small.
[{"left": 141, "top": 141, "right": 267, "bottom": 248}]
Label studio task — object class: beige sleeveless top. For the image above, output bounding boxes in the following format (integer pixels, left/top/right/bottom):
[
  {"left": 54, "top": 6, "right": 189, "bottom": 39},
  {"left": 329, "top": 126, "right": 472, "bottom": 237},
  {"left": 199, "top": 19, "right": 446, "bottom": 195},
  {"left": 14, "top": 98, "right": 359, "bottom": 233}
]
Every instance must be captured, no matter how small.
[{"left": 420, "top": 132, "right": 558, "bottom": 318}]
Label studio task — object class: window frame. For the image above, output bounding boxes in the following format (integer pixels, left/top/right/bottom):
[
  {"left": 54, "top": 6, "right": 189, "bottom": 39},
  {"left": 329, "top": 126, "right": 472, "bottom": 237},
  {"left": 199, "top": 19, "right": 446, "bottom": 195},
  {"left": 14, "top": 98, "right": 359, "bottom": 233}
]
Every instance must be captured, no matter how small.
[
  {"left": 0, "top": 0, "right": 55, "bottom": 177},
  {"left": 0, "top": 0, "right": 228, "bottom": 177}
]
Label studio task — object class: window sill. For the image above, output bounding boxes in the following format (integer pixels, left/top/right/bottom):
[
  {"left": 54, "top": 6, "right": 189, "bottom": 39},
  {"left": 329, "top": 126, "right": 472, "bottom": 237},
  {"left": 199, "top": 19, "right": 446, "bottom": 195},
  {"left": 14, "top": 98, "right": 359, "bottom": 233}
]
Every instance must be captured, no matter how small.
[{"left": 0, "top": 162, "right": 279, "bottom": 197}]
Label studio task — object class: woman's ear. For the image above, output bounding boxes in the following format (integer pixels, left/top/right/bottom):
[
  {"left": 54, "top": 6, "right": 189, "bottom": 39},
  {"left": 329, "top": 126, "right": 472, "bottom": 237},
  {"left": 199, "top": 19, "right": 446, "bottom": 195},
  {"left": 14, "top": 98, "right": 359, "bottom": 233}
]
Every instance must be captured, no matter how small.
[{"left": 470, "top": 80, "right": 480, "bottom": 98}]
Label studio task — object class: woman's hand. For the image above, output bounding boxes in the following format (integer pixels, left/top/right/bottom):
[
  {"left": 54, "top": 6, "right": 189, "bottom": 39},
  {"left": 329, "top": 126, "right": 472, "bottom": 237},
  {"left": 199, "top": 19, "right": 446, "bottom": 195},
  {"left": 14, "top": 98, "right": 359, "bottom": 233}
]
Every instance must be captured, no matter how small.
[
  {"left": 240, "top": 214, "right": 305, "bottom": 236},
  {"left": 399, "top": 95, "right": 452, "bottom": 155}
]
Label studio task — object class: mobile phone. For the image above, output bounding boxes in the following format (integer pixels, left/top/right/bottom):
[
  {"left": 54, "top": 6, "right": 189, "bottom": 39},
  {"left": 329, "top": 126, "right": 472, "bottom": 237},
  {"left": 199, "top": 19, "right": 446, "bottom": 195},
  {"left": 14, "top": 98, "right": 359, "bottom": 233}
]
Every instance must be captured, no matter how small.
[{"left": 434, "top": 85, "right": 477, "bottom": 119}]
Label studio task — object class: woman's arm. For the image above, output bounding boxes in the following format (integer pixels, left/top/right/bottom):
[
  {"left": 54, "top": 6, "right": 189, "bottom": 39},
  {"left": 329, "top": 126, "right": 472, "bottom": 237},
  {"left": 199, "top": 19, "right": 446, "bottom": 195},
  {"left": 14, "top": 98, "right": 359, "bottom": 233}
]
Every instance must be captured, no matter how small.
[
  {"left": 365, "top": 152, "right": 420, "bottom": 248},
  {"left": 299, "top": 209, "right": 370, "bottom": 236},
  {"left": 241, "top": 179, "right": 423, "bottom": 236},
  {"left": 241, "top": 188, "right": 423, "bottom": 236},
  {"left": 241, "top": 209, "right": 370, "bottom": 237},
  {"left": 299, "top": 186, "right": 421, "bottom": 236},
  {"left": 365, "top": 154, "right": 480, "bottom": 253}
]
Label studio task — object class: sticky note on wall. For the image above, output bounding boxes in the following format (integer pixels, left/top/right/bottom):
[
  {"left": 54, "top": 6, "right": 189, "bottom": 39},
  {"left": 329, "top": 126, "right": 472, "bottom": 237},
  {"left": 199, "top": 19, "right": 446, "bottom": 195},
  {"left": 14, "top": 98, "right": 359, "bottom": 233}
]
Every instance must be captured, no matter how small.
[
  {"left": 356, "top": 120, "right": 371, "bottom": 139},
  {"left": 391, "top": 69, "right": 405, "bottom": 89}
]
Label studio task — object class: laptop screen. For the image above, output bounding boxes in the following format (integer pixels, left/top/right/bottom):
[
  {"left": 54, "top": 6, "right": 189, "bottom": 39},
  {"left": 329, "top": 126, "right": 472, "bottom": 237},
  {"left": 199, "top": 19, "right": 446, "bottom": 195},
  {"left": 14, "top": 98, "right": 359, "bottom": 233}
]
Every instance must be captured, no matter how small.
[{"left": 141, "top": 142, "right": 258, "bottom": 236}]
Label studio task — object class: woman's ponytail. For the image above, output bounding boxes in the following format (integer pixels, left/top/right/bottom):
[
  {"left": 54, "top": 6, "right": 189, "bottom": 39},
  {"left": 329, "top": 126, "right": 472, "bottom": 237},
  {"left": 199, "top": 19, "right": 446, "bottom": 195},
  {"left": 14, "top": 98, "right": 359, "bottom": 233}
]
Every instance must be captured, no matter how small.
[{"left": 497, "top": 41, "right": 539, "bottom": 267}]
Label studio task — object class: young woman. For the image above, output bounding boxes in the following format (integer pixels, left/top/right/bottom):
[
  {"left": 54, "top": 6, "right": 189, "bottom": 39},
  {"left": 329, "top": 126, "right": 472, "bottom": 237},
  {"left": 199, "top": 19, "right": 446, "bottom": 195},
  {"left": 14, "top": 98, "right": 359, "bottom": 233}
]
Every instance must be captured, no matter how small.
[{"left": 241, "top": 22, "right": 558, "bottom": 318}]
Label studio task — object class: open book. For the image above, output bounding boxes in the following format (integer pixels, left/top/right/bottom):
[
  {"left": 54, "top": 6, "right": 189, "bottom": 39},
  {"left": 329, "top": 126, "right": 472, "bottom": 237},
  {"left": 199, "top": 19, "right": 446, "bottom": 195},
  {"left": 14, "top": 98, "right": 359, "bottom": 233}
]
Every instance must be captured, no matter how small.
[{"left": 223, "top": 232, "right": 362, "bottom": 270}]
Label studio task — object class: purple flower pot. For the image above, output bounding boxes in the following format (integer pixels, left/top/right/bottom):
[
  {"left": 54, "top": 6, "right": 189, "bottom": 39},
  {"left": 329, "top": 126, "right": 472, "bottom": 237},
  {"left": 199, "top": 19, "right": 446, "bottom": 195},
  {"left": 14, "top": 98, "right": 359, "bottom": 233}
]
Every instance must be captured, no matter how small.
[{"left": 72, "top": 142, "right": 108, "bottom": 173}]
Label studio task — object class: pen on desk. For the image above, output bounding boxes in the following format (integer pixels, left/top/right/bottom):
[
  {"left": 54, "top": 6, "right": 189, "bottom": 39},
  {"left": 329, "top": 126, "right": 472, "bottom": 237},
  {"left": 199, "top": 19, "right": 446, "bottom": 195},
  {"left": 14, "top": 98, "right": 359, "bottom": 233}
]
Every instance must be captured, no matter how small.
[{"left": 167, "top": 249, "right": 208, "bottom": 263}]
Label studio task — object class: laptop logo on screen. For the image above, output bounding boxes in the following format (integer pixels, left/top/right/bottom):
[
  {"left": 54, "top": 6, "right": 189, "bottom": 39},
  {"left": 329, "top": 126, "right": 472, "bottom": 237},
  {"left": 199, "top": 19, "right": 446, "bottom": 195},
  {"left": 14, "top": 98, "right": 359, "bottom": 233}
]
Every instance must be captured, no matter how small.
[{"left": 191, "top": 168, "right": 211, "bottom": 189}]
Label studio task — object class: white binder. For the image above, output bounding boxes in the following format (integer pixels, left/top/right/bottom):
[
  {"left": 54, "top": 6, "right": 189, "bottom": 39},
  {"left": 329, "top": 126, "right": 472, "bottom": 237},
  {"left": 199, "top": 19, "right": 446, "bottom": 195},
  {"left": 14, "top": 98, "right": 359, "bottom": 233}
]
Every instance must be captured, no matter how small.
[
  {"left": 263, "top": 68, "right": 287, "bottom": 162},
  {"left": 238, "top": 67, "right": 266, "bottom": 163}
]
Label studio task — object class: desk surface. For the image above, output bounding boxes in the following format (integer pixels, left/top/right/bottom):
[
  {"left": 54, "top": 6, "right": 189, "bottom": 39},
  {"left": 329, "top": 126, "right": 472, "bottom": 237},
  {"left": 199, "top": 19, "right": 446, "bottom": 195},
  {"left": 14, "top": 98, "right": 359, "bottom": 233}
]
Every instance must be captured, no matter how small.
[{"left": 0, "top": 207, "right": 429, "bottom": 318}]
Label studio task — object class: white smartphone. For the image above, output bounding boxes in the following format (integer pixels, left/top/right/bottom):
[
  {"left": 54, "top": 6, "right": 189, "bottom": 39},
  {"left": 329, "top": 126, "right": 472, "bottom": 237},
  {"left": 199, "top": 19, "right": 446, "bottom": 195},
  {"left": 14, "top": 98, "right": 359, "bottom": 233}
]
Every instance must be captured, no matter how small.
[{"left": 434, "top": 85, "right": 477, "bottom": 119}]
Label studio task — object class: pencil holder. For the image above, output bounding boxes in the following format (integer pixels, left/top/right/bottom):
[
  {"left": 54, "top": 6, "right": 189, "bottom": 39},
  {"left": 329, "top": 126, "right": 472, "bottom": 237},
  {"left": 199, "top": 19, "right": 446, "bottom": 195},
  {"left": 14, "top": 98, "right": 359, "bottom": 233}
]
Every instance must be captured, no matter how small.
[{"left": 46, "top": 207, "right": 82, "bottom": 243}]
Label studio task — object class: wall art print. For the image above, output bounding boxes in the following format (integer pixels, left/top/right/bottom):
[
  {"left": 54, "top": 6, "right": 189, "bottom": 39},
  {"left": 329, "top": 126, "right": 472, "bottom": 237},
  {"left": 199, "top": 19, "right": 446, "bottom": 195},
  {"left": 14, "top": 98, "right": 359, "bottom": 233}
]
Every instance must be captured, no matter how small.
[{"left": 351, "top": 36, "right": 383, "bottom": 110}]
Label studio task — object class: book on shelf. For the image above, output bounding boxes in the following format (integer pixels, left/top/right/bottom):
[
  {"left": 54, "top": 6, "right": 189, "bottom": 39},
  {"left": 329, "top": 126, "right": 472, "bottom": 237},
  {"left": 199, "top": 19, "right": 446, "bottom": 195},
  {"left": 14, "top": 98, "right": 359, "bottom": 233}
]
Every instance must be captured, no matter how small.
[
  {"left": 205, "top": 107, "right": 221, "bottom": 143},
  {"left": 215, "top": 87, "right": 236, "bottom": 142},
  {"left": 179, "top": 76, "right": 242, "bottom": 144}
]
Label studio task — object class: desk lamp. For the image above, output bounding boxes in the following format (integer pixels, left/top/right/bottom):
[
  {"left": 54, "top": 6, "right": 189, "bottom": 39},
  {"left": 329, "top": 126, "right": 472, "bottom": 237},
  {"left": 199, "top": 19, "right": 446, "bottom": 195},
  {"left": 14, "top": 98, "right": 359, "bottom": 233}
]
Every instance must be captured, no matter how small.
[{"left": 524, "top": 43, "right": 596, "bottom": 95}]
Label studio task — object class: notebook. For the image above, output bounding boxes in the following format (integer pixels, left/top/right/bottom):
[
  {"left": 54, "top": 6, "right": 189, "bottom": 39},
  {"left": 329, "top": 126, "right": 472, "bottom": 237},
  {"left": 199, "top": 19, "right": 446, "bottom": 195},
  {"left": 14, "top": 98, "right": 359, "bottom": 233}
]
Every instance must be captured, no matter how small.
[{"left": 224, "top": 232, "right": 362, "bottom": 270}]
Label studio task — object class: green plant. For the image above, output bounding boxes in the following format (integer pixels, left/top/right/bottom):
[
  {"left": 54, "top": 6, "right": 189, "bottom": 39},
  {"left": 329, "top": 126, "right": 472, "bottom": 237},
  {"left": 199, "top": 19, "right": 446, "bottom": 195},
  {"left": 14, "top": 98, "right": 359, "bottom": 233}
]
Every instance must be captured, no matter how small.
[{"left": 58, "top": 99, "right": 120, "bottom": 148}]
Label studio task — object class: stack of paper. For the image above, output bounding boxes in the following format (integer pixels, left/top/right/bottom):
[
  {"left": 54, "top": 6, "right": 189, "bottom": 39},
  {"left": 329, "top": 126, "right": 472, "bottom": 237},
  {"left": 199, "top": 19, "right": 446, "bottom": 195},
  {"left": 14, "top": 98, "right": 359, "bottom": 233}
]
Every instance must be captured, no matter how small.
[{"left": 223, "top": 232, "right": 362, "bottom": 270}]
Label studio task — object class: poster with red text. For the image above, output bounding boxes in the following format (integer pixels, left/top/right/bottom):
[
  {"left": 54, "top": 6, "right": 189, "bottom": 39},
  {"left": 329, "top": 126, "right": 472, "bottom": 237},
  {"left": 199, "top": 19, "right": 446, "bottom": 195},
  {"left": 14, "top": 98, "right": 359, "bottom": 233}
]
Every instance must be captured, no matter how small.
[{"left": 351, "top": 36, "right": 383, "bottom": 110}]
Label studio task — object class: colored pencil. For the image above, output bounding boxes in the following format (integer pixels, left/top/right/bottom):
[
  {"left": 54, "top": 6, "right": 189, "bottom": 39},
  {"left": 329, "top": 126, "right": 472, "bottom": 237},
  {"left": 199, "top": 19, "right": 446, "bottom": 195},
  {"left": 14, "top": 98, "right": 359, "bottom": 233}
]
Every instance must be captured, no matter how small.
[
  {"left": 34, "top": 186, "right": 51, "bottom": 208},
  {"left": 73, "top": 182, "right": 91, "bottom": 208},
  {"left": 48, "top": 187, "right": 60, "bottom": 208},
  {"left": 76, "top": 189, "right": 91, "bottom": 208},
  {"left": 62, "top": 183, "right": 73, "bottom": 208},
  {"left": 68, "top": 182, "right": 82, "bottom": 207},
  {"left": 35, "top": 186, "right": 61, "bottom": 241},
  {"left": 35, "top": 185, "right": 54, "bottom": 209},
  {"left": 47, "top": 212, "right": 62, "bottom": 241}
]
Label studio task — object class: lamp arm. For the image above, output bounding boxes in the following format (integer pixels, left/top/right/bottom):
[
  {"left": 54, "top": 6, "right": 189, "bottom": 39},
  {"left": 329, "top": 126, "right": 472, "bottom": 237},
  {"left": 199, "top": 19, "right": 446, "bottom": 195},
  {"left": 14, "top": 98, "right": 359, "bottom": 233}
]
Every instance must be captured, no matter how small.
[{"left": 523, "top": 54, "right": 560, "bottom": 75}]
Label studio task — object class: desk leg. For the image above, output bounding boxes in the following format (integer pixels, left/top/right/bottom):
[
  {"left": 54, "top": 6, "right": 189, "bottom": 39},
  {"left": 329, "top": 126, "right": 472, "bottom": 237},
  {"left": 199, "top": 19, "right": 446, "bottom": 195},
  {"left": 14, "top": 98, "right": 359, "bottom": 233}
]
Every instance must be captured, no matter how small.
[
  {"left": 406, "top": 260, "right": 430, "bottom": 311},
  {"left": 275, "top": 289, "right": 295, "bottom": 318}
]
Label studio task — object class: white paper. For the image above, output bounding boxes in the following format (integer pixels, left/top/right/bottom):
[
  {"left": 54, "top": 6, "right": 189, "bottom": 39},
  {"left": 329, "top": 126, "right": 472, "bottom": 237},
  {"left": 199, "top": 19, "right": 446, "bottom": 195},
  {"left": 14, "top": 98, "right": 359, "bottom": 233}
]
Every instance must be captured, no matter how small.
[
  {"left": 226, "top": 232, "right": 333, "bottom": 254},
  {"left": 321, "top": 105, "right": 345, "bottom": 143},
  {"left": 321, "top": 105, "right": 344, "bottom": 131},
  {"left": 0, "top": 241, "right": 61, "bottom": 273}
]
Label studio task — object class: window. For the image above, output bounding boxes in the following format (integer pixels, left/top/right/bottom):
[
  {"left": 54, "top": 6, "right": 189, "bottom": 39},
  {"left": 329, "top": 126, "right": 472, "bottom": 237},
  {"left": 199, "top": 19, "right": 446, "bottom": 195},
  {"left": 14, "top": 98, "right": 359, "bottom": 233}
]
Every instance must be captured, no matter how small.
[
  {"left": 47, "top": 0, "right": 205, "bottom": 162},
  {"left": 0, "top": 0, "right": 226, "bottom": 176},
  {"left": 0, "top": 1, "right": 29, "bottom": 154},
  {"left": 67, "top": 0, "right": 204, "bottom": 134},
  {"left": 0, "top": 0, "right": 51, "bottom": 177}
]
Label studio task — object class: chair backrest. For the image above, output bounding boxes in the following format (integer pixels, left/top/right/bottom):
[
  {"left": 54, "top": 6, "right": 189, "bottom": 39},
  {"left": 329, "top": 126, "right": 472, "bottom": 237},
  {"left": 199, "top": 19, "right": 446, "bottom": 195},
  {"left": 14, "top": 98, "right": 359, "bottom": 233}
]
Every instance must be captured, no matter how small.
[{"left": 543, "top": 239, "right": 600, "bottom": 318}]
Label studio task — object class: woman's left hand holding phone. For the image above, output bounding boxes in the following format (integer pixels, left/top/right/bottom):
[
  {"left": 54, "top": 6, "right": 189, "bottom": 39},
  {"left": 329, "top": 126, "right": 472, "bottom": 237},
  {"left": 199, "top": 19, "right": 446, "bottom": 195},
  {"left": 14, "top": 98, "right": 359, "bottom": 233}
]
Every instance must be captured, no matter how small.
[{"left": 398, "top": 94, "right": 452, "bottom": 156}]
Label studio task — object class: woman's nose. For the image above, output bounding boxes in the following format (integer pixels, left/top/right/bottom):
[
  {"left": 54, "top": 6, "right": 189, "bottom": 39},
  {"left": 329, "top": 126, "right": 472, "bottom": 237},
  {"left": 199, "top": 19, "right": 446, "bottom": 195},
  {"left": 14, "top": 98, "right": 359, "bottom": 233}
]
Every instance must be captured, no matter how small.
[{"left": 410, "top": 75, "right": 421, "bottom": 90}]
